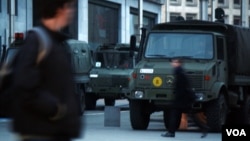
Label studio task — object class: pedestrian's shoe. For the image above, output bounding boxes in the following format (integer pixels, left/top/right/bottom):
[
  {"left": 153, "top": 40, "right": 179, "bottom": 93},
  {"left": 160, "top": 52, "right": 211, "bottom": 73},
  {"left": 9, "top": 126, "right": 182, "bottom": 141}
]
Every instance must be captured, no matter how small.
[
  {"left": 201, "top": 125, "right": 210, "bottom": 138},
  {"left": 161, "top": 132, "right": 175, "bottom": 137}
]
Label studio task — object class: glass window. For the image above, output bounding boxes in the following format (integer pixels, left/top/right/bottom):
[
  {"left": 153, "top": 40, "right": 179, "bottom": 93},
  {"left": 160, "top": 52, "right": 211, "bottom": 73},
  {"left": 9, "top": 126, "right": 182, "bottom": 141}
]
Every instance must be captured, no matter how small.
[
  {"left": 234, "top": 0, "right": 241, "bottom": 5},
  {"left": 88, "top": 2, "right": 119, "bottom": 48},
  {"left": 208, "top": 15, "right": 212, "bottom": 21},
  {"left": 145, "top": 33, "right": 214, "bottom": 60},
  {"left": 7, "top": 0, "right": 18, "bottom": 15},
  {"left": 130, "top": 13, "right": 156, "bottom": 36},
  {"left": 216, "top": 37, "right": 224, "bottom": 60},
  {"left": 186, "top": 13, "right": 197, "bottom": 20},
  {"left": 0, "top": 0, "right": 2, "bottom": 12},
  {"left": 186, "top": 0, "right": 193, "bottom": 2},
  {"left": 95, "top": 51, "right": 133, "bottom": 69},
  {"left": 233, "top": 16, "right": 241, "bottom": 25},
  {"left": 218, "top": 0, "right": 224, "bottom": 4},
  {"left": 170, "top": 13, "right": 181, "bottom": 22}
]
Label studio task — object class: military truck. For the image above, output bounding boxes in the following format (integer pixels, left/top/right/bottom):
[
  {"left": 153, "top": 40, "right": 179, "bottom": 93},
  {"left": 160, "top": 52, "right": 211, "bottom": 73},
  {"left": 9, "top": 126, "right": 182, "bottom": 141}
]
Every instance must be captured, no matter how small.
[
  {"left": 126, "top": 20, "right": 250, "bottom": 132},
  {"left": 85, "top": 43, "right": 136, "bottom": 110}
]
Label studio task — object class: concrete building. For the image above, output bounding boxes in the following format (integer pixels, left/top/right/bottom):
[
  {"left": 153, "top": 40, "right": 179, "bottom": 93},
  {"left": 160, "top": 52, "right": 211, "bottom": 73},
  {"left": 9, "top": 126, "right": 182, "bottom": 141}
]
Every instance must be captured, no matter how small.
[
  {"left": 163, "top": 0, "right": 250, "bottom": 27},
  {"left": 0, "top": 0, "right": 33, "bottom": 47},
  {"left": 80, "top": 0, "right": 164, "bottom": 49},
  {"left": 0, "top": 0, "right": 163, "bottom": 49}
]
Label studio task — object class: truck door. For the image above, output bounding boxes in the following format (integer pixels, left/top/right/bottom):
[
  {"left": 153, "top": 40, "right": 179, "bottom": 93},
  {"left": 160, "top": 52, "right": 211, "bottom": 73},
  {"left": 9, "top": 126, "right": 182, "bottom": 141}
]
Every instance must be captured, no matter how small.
[{"left": 216, "top": 36, "right": 228, "bottom": 83}]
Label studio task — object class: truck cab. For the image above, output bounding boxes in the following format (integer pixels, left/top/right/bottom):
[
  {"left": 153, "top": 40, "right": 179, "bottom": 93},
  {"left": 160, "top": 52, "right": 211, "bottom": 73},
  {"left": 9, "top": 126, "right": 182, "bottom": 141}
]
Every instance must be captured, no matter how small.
[
  {"left": 85, "top": 43, "right": 137, "bottom": 110},
  {"left": 127, "top": 20, "right": 250, "bottom": 132}
]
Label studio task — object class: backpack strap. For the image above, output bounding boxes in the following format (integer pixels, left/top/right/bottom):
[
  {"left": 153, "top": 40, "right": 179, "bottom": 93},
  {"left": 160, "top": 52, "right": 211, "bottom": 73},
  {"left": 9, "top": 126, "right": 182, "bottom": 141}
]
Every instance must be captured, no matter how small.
[{"left": 30, "top": 27, "right": 52, "bottom": 64}]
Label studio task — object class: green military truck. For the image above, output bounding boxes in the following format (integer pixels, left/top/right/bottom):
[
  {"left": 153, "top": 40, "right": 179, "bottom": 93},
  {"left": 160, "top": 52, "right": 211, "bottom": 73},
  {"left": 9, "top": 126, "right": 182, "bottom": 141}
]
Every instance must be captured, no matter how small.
[
  {"left": 85, "top": 43, "right": 136, "bottom": 110},
  {"left": 126, "top": 20, "right": 250, "bottom": 132}
]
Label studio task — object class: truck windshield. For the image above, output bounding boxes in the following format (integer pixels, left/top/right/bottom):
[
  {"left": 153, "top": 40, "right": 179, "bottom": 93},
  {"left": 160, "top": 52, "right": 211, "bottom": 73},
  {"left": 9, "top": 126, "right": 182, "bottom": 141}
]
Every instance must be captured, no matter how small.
[
  {"left": 95, "top": 51, "right": 133, "bottom": 69},
  {"left": 145, "top": 33, "right": 214, "bottom": 60}
]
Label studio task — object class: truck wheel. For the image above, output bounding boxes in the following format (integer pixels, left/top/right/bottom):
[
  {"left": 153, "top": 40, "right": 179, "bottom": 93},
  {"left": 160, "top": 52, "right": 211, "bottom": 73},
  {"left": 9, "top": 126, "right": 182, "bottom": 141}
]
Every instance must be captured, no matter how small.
[
  {"left": 79, "top": 89, "right": 85, "bottom": 115},
  {"left": 129, "top": 100, "right": 150, "bottom": 130},
  {"left": 163, "top": 110, "right": 180, "bottom": 130},
  {"left": 205, "top": 94, "right": 228, "bottom": 132},
  {"left": 104, "top": 98, "right": 115, "bottom": 106},
  {"left": 85, "top": 93, "right": 97, "bottom": 110},
  {"left": 75, "top": 84, "right": 85, "bottom": 115}
]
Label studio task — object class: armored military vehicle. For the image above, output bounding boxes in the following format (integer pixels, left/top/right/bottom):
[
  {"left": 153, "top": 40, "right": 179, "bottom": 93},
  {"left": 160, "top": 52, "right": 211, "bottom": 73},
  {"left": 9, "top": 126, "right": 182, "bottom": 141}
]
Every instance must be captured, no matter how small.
[
  {"left": 127, "top": 20, "right": 250, "bottom": 132},
  {"left": 85, "top": 43, "right": 137, "bottom": 110}
]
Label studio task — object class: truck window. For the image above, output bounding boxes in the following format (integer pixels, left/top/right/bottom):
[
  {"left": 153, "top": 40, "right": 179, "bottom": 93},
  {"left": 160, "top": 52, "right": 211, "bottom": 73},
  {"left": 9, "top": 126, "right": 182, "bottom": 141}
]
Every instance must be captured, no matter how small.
[
  {"left": 145, "top": 33, "right": 214, "bottom": 59},
  {"left": 95, "top": 51, "right": 132, "bottom": 69},
  {"left": 216, "top": 37, "right": 224, "bottom": 60}
]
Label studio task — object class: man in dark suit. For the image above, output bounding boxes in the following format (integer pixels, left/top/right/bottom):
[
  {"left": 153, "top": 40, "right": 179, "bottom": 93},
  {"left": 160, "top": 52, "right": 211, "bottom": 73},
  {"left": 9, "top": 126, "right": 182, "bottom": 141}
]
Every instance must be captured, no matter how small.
[{"left": 161, "top": 58, "right": 209, "bottom": 138}]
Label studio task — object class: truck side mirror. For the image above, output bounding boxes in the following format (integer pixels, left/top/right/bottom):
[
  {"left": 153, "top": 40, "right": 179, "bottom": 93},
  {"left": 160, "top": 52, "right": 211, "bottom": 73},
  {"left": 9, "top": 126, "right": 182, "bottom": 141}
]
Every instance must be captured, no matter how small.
[{"left": 129, "top": 35, "right": 136, "bottom": 57}]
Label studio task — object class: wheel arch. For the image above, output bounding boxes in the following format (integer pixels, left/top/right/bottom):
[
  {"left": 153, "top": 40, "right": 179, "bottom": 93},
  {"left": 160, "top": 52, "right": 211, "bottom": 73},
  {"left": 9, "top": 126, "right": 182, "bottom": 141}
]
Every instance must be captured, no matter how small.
[{"left": 211, "top": 82, "right": 228, "bottom": 101}]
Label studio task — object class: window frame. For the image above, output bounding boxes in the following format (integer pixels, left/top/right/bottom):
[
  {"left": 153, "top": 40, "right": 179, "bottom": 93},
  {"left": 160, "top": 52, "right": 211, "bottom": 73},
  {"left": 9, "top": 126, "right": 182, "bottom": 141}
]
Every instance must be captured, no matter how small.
[{"left": 7, "top": 0, "right": 18, "bottom": 16}]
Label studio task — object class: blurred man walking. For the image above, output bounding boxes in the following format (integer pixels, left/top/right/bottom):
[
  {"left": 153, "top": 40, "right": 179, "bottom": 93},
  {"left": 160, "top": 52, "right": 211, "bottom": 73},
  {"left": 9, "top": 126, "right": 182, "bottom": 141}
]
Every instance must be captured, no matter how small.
[{"left": 11, "top": 0, "right": 82, "bottom": 141}]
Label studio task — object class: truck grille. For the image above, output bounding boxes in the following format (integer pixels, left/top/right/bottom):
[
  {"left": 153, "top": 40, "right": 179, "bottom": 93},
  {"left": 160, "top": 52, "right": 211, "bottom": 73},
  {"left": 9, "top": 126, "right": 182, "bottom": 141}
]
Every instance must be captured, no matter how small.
[
  {"left": 188, "top": 75, "right": 203, "bottom": 89},
  {"left": 93, "top": 76, "right": 129, "bottom": 87}
]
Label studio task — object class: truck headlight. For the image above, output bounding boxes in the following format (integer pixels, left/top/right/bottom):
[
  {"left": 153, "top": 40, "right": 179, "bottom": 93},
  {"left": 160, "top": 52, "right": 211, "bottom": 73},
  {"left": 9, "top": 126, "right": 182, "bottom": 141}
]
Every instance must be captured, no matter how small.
[
  {"left": 195, "top": 93, "right": 205, "bottom": 101},
  {"left": 86, "top": 87, "right": 93, "bottom": 92},
  {"left": 135, "top": 91, "right": 144, "bottom": 98},
  {"left": 89, "top": 74, "right": 98, "bottom": 78}
]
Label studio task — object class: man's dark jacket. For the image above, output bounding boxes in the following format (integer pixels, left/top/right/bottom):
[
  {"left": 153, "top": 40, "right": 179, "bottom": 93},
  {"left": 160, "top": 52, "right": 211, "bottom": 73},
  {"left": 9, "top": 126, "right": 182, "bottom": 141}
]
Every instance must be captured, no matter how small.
[
  {"left": 11, "top": 25, "right": 81, "bottom": 138},
  {"left": 173, "top": 66, "right": 196, "bottom": 111}
]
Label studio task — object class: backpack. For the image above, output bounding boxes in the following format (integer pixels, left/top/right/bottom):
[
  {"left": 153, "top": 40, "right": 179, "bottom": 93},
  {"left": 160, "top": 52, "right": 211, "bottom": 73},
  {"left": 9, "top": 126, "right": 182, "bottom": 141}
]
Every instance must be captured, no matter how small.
[{"left": 0, "top": 27, "right": 51, "bottom": 118}]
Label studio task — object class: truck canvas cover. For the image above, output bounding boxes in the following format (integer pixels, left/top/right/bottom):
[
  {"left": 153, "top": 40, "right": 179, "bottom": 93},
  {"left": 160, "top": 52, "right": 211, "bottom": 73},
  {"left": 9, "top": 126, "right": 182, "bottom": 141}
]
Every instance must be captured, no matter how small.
[{"left": 152, "top": 20, "right": 250, "bottom": 75}]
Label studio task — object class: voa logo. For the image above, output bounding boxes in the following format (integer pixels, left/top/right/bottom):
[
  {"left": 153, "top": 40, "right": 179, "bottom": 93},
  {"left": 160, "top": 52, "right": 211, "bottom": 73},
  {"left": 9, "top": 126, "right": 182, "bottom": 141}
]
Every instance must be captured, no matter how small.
[{"left": 226, "top": 129, "right": 247, "bottom": 136}]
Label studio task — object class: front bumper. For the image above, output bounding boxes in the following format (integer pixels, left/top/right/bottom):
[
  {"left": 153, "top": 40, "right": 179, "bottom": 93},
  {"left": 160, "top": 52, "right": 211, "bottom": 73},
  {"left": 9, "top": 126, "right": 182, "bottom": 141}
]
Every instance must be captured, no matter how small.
[{"left": 127, "top": 88, "right": 211, "bottom": 102}]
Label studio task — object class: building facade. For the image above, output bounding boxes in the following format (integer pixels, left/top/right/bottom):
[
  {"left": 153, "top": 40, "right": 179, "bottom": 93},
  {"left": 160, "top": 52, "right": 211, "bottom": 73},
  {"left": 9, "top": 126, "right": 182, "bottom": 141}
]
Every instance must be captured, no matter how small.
[
  {"left": 79, "top": 0, "right": 163, "bottom": 49},
  {"left": 0, "top": 0, "right": 33, "bottom": 47},
  {"left": 0, "top": 0, "right": 163, "bottom": 49},
  {"left": 164, "top": 0, "right": 250, "bottom": 26}
]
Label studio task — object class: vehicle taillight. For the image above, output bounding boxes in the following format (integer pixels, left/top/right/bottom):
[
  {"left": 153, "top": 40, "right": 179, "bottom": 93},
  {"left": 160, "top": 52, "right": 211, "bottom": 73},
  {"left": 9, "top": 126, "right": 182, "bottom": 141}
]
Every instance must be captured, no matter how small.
[
  {"left": 15, "top": 33, "right": 24, "bottom": 40},
  {"left": 204, "top": 75, "right": 211, "bottom": 81},
  {"left": 132, "top": 73, "right": 137, "bottom": 79}
]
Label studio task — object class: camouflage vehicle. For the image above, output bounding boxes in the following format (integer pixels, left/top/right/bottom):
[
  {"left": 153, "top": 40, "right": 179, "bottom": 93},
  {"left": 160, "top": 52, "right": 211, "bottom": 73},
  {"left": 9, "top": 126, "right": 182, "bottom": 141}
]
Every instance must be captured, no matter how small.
[
  {"left": 127, "top": 20, "right": 250, "bottom": 132},
  {"left": 85, "top": 43, "right": 136, "bottom": 110}
]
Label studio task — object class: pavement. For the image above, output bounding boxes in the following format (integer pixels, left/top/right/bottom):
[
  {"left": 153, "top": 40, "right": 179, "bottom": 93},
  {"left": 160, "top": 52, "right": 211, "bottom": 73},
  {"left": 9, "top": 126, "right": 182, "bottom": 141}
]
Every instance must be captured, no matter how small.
[{"left": 0, "top": 99, "right": 222, "bottom": 141}]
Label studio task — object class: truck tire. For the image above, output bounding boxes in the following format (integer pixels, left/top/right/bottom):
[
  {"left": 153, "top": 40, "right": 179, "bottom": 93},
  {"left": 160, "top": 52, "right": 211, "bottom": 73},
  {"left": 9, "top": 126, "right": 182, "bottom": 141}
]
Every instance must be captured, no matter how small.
[
  {"left": 75, "top": 84, "right": 85, "bottom": 115},
  {"left": 205, "top": 94, "right": 228, "bottom": 132},
  {"left": 85, "top": 93, "right": 97, "bottom": 110},
  {"left": 163, "top": 110, "right": 183, "bottom": 130},
  {"left": 104, "top": 98, "right": 115, "bottom": 106},
  {"left": 79, "top": 89, "right": 85, "bottom": 115},
  {"left": 129, "top": 100, "right": 150, "bottom": 130}
]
